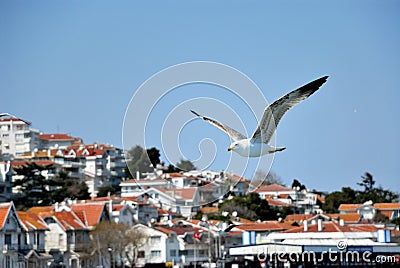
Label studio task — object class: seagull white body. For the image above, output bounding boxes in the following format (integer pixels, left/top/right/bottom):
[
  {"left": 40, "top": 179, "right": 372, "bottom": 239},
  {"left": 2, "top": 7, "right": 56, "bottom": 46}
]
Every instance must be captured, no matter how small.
[
  {"left": 228, "top": 138, "right": 284, "bottom": 157},
  {"left": 191, "top": 76, "right": 329, "bottom": 157}
]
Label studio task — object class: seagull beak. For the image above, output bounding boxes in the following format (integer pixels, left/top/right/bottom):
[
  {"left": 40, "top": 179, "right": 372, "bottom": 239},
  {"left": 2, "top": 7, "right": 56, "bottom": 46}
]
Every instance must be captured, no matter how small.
[{"left": 227, "top": 147, "right": 232, "bottom": 151}]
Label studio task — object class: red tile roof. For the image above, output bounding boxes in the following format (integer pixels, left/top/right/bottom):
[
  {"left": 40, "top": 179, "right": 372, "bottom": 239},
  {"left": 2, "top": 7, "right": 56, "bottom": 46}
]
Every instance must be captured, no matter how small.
[
  {"left": 11, "top": 160, "right": 56, "bottom": 168},
  {"left": 39, "top": 133, "right": 75, "bottom": 141},
  {"left": 267, "top": 199, "right": 293, "bottom": 207},
  {"left": 379, "top": 211, "right": 394, "bottom": 219},
  {"left": 70, "top": 203, "right": 106, "bottom": 227},
  {"left": 52, "top": 211, "right": 86, "bottom": 230},
  {"left": 0, "top": 202, "right": 12, "bottom": 229},
  {"left": 159, "top": 225, "right": 207, "bottom": 236},
  {"left": 254, "top": 184, "right": 292, "bottom": 193},
  {"left": 337, "top": 213, "right": 361, "bottom": 223},
  {"left": 338, "top": 204, "right": 362, "bottom": 211},
  {"left": 17, "top": 212, "right": 48, "bottom": 230},
  {"left": 154, "top": 226, "right": 175, "bottom": 235},
  {"left": 282, "top": 222, "right": 380, "bottom": 233},
  {"left": 111, "top": 204, "right": 125, "bottom": 212},
  {"left": 285, "top": 214, "right": 315, "bottom": 222},
  {"left": 235, "top": 221, "right": 292, "bottom": 232},
  {"left": 158, "top": 209, "right": 179, "bottom": 215},
  {"left": 27, "top": 206, "right": 55, "bottom": 214},
  {"left": 175, "top": 188, "right": 197, "bottom": 200},
  {"left": 225, "top": 173, "right": 248, "bottom": 182},
  {"left": 339, "top": 203, "right": 400, "bottom": 211},
  {"left": 199, "top": 207, "right": 219, "bottom": 214},
  {"left": 0, "top": 118, "right": 27, "bottom": 123},
  {"left": 374, "top": 203, "right": 400, "bottom": 210}
]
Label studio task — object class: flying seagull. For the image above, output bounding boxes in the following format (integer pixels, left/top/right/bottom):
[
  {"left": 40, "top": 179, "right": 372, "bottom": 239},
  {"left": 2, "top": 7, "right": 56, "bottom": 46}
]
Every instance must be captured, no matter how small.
[
  {"left": 0, "top": 113, "right": 31, "bottom": 125},
  {"left": 191, "top": 76, "right": 329, "bottom": 157}
]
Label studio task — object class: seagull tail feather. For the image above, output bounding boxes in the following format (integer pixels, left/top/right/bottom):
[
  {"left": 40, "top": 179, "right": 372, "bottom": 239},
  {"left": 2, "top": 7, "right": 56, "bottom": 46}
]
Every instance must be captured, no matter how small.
[{"left": 269, "top": 147, "right": 286, "bottom": 153}]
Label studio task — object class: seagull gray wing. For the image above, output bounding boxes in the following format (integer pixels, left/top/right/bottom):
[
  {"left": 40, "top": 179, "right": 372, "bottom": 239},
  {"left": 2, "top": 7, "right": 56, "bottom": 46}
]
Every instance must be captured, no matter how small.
[
  {"left": 191, "top": 110, "right": 247, "bottom": 141},
  {"left": 251, "top": 76, "right": 329, "bottom": 144}
]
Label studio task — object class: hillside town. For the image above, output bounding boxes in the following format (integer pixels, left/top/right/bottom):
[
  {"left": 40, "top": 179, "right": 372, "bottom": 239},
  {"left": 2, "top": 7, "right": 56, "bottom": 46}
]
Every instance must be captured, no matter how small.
[{"left": 0, "top": 116, "right": 399, "bottom": 268}]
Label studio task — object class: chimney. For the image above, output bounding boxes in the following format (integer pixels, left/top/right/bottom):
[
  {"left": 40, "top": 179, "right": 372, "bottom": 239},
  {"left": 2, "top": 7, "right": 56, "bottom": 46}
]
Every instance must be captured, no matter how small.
[
  {"left": 303, "top": 220, "right": 308, "bottom": 232},
  {"left": 109, "top": 199, "right": 113, "bottom": 214},
  {"left": 136, "top": 171, "right": 140, "bottom": 180},
  {"left": 317, "top": 219, "right": 323, "bottom": 232},
  {"left": 339, "top": 219, "right": 345, "bottom": 226}
]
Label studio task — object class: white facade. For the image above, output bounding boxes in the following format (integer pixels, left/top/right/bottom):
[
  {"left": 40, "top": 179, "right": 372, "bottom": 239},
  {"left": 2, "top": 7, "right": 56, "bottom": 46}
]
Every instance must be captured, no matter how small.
[
  {"left": 134, "top": 224, "right": 180, "bottom": 266},
  {"left": 0, "top": 203, "right": 28, "bottom": 268},
  {"left": 0, "top": 118, "right": 39, "bottom": 158}
]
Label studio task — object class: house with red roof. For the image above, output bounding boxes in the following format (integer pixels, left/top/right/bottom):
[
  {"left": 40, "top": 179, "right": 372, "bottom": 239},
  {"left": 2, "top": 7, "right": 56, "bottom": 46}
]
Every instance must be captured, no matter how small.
[
  {"left": 39, "top": 133, "right": 82, "bottom": 150},
  {"left": 0, "top": 117, "right": 39, "bottom": 157},
  {"left": 131, "top": 224, "right": 181, "bottom": 267},
  {"left": 254, "top": 183, "right": 322, "bottom": 214},
  {"left": 0, "top": 202, "right": 30, "bottom": 268},
  {"left": 339, "top": 201, "right": 400, "bottom": 221},
  {"left": 149, "top": 221, "right": 213, "bottom": 266},
  {"left": 230, "top": 219, "right": 400, "bottom": 267},
  {"left": 26, "top": 202, "right": 111, "bottom": 268},
  {"left": 228, "top": 221, "right": 296, "bottom": 245},
  {"left": 18, "top": 211, "right": 53, "bottom": 267}
]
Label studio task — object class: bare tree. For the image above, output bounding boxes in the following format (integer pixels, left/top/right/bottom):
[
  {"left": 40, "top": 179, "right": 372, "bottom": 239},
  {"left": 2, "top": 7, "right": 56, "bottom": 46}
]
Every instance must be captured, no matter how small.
[
  {"left": 91, "top": 222, "right": 148, "bottom": 267},
  {"left": 124, "top": 225, "right": 149, "bottom": 268},
  {"left": 254, "top": 170, "right": 284, "bottom": 186}
]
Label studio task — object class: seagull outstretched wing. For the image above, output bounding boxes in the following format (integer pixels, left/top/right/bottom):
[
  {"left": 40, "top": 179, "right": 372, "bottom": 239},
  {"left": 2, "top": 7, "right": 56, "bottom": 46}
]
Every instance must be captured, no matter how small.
[
  {"left": 190, "top": 110, "right": 246, "bottom": 142},
  {"left": 251, "top": 76, "right": 329, "bottom": 144}
]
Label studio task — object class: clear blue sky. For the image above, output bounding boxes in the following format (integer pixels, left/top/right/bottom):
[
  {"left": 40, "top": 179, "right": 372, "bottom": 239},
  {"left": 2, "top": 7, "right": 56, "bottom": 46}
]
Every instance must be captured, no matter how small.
[{"left": 1, "top": 1, "right": 399, "bottom": 193}]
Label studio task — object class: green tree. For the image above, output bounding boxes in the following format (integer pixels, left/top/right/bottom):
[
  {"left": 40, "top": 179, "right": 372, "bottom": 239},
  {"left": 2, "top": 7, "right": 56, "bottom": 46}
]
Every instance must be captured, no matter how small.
[
  {"left": 291, "top": 179, "right": 306, "bottom": 191},
  {"left": 322, "top": 187, "right": 357, "bottom": 213},
  {"left": 219, "top": 192, "right": 275, "bottom": 221},
  {"left": 146, "top": 147, "right": 161, "bottom": 169},
  {"left": 175, "top": 159, "right": 196, "bottom": 172},
  {"left": 355, "top": 172, "right": 399, "bottom": 203},
  {"left": 51, "top": 171, "right": 90, "bottom": 202},
  {"left": 126, "top": 145, "right": 156, "bottom": 178},
  {"left": 12, "top": 162, "right": 57, "bottom": 209},
  {"left": 391, "top": 217, "right": 400, "bottom": 227},
  {"left": 97, "top": 185, "right": 116, "bottom": 197}
]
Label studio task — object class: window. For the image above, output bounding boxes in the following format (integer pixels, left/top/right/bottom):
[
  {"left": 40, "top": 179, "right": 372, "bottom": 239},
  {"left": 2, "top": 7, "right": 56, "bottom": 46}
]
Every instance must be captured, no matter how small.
[
  {"left": 4, "top": 234, "right": 11, "bottom": 245},
  {"left": 187, "top": 250, "right": 194, "bottom": 257},
  {"left": 150, "top": 236, "right": 161, "bottom": 243},
  {"left": 151, "top": 250, "right": 161, "bottom": 257},
  {"left": 15, "top": 133, "right": 24, "bottom": 142},
  {"left": 137, "top": 251, "right": 145, "bottom": 258}
]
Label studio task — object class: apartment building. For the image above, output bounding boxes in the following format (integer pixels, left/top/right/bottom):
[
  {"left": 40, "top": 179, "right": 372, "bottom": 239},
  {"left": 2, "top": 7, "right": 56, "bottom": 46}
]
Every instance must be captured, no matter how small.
[{"left": 0, "top": 118, "right": 39, "bottom": 158}]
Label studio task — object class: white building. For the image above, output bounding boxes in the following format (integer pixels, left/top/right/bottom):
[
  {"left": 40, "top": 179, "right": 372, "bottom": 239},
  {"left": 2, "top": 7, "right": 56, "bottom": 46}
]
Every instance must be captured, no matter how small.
[
  {"left": 132, "top": 224, "right": 180, "bottom": 267},
  {"left": 0, "top": 117, "right": 39, "bottom": 158},
  {"left": 0, "top": 202, "right": 28, "bottom": 268}
]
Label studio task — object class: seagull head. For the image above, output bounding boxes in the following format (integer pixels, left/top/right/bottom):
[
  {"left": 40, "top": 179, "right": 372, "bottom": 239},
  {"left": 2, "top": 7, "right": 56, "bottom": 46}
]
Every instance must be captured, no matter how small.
[
  {"left": 227, "top": 141, "right": 239, "bottom": 152},
  {"left": 227, "top": 140, "right": 250, "bottom": 156}
]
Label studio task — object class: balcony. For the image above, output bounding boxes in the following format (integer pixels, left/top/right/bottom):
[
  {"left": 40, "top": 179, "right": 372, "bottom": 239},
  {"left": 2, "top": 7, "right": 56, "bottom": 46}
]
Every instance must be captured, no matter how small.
[
  {"left": 67, "top": 243, "right": 89, "bottom": 252},
  {"left": 110, "top": 161, "right": 126, "bottom": 168},
  {"left": 2, "top": 244, "right": 30, "bottom": 253},
  {"left": 31, "top": 244, "right": 46, "bottom": 252}
]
